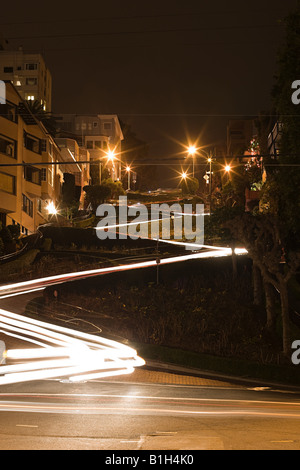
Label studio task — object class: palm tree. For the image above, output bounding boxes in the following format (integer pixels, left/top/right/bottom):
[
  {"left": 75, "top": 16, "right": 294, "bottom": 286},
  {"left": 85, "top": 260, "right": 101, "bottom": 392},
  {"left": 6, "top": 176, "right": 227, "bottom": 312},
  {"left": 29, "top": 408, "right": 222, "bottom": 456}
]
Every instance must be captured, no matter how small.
[{"left": 26, "top": 100, "right": 58, "bottom": 137}]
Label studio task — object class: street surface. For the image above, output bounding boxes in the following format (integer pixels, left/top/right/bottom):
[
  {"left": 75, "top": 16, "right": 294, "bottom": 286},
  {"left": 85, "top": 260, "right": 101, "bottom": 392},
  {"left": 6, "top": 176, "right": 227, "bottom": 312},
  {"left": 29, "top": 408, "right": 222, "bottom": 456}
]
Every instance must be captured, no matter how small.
[
  {"left": 0, "top": 371, "right": 299, "bottom": 450},
  {"left": 0, "top": 252, "right": 299, "bottom": 451}
]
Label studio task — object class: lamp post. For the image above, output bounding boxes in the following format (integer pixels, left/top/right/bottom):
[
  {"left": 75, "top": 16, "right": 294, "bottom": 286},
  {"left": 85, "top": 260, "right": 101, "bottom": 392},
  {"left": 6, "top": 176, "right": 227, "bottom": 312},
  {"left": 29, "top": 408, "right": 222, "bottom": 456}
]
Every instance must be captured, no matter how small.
[
  {"left": 188, "top": 146, "right": 196, "bottom": 178},
  {"left": 126, "top": 165, "right": 131, "bottom": 191},
  {"left": 106, "top": 149, "right": 116, "bottom": 180},
  {"left": 208, "top": 157, "right": 212, "bottom": 212}
]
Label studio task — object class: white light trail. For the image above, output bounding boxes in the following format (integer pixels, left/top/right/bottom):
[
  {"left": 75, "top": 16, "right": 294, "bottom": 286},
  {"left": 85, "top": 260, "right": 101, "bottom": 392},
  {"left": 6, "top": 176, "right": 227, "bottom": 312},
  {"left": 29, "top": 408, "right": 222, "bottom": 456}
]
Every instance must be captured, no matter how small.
[
  {"left": 0, "top": 234, "right": 247, "bottom": 385},
  {"left": 0, "top": 244, "right": 247, "bottom": 298},
  {"left": 0, "top": 308, "right": 145, "bottom": 385}
]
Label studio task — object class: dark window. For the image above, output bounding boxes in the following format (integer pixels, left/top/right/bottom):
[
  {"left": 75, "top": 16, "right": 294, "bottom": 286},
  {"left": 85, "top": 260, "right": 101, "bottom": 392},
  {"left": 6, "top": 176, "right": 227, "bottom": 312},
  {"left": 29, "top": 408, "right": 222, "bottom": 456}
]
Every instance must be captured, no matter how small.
[
  {"left": 25, "top": 63, "right": 38, "bottom": 70},
  {"left": 3, "top": 66, "right": 13, "bottom": 73},
  {"left": 41, "top": 139, "right": 47, "bottom": 152},
  {"left": 26, "top": 77, "right": 38, "bottom": 86},
  {"left": 24, "top": 165, "right": 41, "bottom": 185},
  {"left": 41, "top": 168, "right": 47, "bottom": 182},
  {"left": 24, "top": 132, "right": 41, "bottom": 154},
  {"left": 0, "top": 134, "right": 16, "bottom": 158},
  {"left": 0, "top": 100, "right": 18, "bottom": 123},
  {"left": 22, "top": 194, "right": 33, "bottom": 217}
]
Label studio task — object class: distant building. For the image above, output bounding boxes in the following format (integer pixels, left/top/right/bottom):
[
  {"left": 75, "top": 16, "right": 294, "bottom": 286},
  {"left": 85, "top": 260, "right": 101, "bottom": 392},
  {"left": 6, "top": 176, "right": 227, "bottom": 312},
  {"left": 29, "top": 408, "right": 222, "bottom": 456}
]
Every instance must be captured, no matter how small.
[
  {"left": 0, "top": 48, "right": 52, "bottom": 111},
  {"left": 227, "top": 119, "right": 257, "bottom": 158},
  {"left": 57, "top": 114, "right": 124, "bottom": 183},
  {"left": 55, "top": 138, "right": 91, "bottom": 209},
  {"left": 0, "top": 82, "right": 89, "bottom": 234}
]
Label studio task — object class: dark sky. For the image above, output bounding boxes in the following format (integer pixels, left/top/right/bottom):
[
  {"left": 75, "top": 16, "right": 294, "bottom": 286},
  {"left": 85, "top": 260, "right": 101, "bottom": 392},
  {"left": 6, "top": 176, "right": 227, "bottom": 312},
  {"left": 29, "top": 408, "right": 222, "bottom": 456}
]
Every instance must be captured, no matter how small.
[{"left": 0, "top": 0, "right": 298, "bottom": 164}]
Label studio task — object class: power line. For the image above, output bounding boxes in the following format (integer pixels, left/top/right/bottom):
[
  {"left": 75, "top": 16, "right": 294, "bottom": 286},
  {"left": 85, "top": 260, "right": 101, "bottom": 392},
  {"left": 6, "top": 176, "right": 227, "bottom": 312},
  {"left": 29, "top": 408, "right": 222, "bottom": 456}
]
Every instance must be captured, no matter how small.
[
  {"left": 0, "top": 8, "right": 290, "bottom": 26},
  {"left": 1, "top": 159, "right": 300, "bottom": 168},
  {"left": 6, "top": 23, "right": 283, "bottom": 41}
]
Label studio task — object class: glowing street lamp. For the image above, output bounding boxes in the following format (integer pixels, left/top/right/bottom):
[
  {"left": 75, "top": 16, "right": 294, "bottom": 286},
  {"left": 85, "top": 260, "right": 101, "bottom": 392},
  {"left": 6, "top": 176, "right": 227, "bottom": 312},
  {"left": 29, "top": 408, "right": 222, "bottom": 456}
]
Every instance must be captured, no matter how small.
[
  {"left": 225, "top": 164, "right": 231, "bottom": 173},
  {"left": 46, "top": 201, "right": 57, "bottom": 216},
  {"left": 188, "top": 146, "right": 197, "bottom": 177},
  {"left": 126, "top": 165, "right": 131, "bottom": 190},
  {"left": 181, "top": 171, "right": 188, "bottom": 180},
  {"left": 107, "top": 150, "right": 116, "bottom": 162}
]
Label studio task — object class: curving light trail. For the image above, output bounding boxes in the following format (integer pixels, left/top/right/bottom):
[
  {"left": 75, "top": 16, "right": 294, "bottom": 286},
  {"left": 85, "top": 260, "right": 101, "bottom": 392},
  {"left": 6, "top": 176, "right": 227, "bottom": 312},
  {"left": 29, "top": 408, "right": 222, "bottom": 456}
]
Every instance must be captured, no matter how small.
[
  {"left": 0, "top": 243, "right": 247, "bottom": 298},
  {"left": 0, "top": 235, "right": 247, "bottom": 385},
  {"left": 0, "top": 308, "right": 145, "bottom": 385}
]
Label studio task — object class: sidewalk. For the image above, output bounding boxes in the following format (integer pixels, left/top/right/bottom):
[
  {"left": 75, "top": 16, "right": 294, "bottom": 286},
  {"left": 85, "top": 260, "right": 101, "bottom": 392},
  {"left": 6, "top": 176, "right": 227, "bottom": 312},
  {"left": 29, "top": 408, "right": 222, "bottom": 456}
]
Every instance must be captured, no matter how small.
[
  {"left": 103, "top": 362, "right": 244, "bottom": 388},
  {"left": 103, "top": 361, "right": 300, "bottom": 391}
]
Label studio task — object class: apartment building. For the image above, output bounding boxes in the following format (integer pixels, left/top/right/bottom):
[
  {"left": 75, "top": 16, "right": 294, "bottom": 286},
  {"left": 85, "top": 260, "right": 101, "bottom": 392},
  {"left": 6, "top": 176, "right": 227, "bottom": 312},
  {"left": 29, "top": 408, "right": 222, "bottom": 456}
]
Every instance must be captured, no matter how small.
[
  {"left": 0, "top": 82, "right": 61, "bottom": 234},
  {"left": 55, "top": 137, "right": 91, "bottom": 209},
  {"left": 57, "top": 114, "right": 124, "bottom": 183},
  {"left": 0, "top": 48, "right": 52, "bottom": 112}
]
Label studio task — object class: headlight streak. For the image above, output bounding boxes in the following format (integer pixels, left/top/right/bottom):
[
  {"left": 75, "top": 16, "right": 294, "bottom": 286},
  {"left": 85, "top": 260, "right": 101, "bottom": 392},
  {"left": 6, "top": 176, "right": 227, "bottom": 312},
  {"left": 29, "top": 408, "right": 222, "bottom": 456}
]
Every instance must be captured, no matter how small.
[
  {"left": 0, "top": 237, "right": 247, "bottom": 385},
  {"left": 0, "top": 244, "right": 248, "bottom": 297},
  {"left": 0, "top": 308, "right": 145, "bottom": 385}
]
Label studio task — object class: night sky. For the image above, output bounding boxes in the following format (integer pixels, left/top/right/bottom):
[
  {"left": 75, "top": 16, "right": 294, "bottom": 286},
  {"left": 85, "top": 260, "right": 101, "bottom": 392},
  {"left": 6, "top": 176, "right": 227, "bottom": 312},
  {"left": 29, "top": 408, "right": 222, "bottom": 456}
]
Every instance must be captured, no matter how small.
[{"left": 0, "top": 0, "right": 298, "bottom": 166}]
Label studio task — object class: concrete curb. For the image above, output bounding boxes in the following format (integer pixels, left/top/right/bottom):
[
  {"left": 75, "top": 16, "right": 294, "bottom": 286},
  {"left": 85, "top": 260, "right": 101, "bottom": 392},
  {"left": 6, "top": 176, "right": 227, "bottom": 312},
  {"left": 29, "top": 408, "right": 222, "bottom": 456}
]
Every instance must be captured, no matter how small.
[{"left": 144, "top": 360, "right": 300, "bottom": 392}]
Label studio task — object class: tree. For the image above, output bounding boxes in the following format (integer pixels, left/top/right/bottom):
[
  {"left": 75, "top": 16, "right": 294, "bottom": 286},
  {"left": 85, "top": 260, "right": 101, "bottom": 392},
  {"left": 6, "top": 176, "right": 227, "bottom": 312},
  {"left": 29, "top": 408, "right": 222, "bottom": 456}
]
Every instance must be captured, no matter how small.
[
  {"left": 102, "top": 178, "right": 125, "bottom": 199},
  {"left": 225, "top": 213, "right": 300, "bottom": 355},
  {"left": 26, "top": 100, "right": 58, "bottom": 137},
  {"left": 214, "top": 6, "right": 300, "bottom": 357},
  {"left": 180, "top": 177, "right": 199, "bottom": 195},
  {"left": 83, "top": 184, "right": 111, "bottom": 211}
]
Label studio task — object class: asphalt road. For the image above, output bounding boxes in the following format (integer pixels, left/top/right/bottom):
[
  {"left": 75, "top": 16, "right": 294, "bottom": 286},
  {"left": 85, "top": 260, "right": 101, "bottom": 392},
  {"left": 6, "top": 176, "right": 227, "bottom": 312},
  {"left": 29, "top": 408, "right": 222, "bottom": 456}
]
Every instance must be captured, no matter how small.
[
  {"left": 1, "top": 259, "right": 300, "bottom": 451},
  {"left": 0, "top": 372, "right": 300, "bottom": 450}
]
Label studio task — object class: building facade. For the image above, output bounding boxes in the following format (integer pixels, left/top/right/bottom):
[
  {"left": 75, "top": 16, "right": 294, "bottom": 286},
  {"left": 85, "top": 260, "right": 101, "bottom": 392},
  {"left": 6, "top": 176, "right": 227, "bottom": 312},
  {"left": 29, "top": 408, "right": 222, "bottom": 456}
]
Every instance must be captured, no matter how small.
[
  {"left": 0, "top": 48, "right": 52, "bottom": 112},
  {"left": 0, "top": 82, "right": 61, "bottom": 234},
  {"left": 55, "top": 137, "right": 91, "bottom": 209},
  {"left": 57, "top": 114, "right": 124, "bottom": 183}
]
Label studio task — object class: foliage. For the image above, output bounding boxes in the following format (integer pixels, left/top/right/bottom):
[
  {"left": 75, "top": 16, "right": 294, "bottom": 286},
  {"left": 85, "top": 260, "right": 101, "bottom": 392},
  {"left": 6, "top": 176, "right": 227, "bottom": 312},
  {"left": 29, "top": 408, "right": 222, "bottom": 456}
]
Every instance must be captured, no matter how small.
[
  {"left": 211, "top": 6, "right": 300, "bottom": 357},
  {"left": 83, "top": 184, "right": 111, "bottom": 210},
  {"left": 102, "top": 178, "right": 125, "bottom": 199},
  {"left": 26, "top": 99, "right": 58, "bottom": 136},
  {"left": 180, "top": 176, "right": 199, "bottom": 195}
]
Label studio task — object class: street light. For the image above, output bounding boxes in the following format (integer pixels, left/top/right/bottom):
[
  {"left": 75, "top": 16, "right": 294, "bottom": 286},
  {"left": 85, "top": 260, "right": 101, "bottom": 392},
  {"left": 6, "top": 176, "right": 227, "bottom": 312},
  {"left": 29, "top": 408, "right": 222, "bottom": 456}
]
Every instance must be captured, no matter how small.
[
  {"left": 188, "top": 146, "right": 197, "bottom": 178},
  {"left": 225, "top": 164, "right": 231, "bottom": 173},
  {"left": 126, "top": 165, "right": 131, "bottom": 191},
  {"left": 207, "top": 157, "right": 213, "bottom": 212},
  {"left": 106, "top": 149, "right": 117, "bottom": 181},
  {"left": 181, "top": 171, "right": 188, "bottom": 180},
  {"left": 107, "top": 150, "right": 116, "bottom": 162},
  {"left": 46, "top": 201, "right": 57, "bottom": 216}
]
